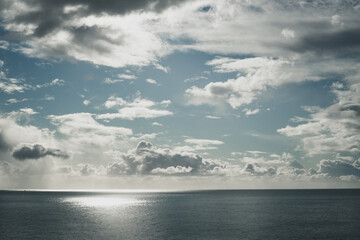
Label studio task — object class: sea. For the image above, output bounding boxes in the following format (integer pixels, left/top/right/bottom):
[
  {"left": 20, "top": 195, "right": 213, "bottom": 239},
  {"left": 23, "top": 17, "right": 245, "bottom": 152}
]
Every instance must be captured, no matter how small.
[{"left": 0, "top": 189, "right": 359, "bottom": 239}]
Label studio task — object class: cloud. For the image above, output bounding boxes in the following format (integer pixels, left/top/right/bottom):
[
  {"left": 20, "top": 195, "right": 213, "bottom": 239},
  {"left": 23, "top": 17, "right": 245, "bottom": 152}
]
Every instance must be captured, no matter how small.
[
  {"left": 243, "top": 108, "right": 260, "bottom": 116},
  {"left": 12, "top": 144, "right": 69, "bottom": 160},
  {"left": 184, "top": 138, "right": 224, "bottom": 146},
  {"left": 206, "top": 115, "right": 221, "bottom": 119},
  {"left": 278, "top": 82, "right": 360, "bottom": 155},
  {"left": 48, "top": 113, "right": 132, "bottom": 148},
  {"left": 6, "top": 98, "right": 28, "bottom": 104},
  {"left": 171, "top": 138, "right": 224, "bottom": 154},
  {"left": 103, "top": 78, "right": 123, "bottom": 84},
  {"left": 2, "top": 0, "right": 359, "bottom": 70},
  {"left": 35, "top": 78, "right": 65, "bottom": 88},
  {"left": 146, "top": 78, "right": 158, "bottom": 85},
  {"left": 281, "top": 28, "right": 295, "bottom": 39},
  {"left": 290, "top": 27, "right": 360, "bottom": 54},
  {"left": 79, "top": 164, "right": 96, "bottom": 176},
  {"left": 184, "top": 76, "right": 208, "bottom": 83},
  {"left": 318, "top": 159, "right": 360, "bottom": 178},
  {"left": 117, "top": 74, "right": 137, "bottom": 80},
  {"left": 0, "top": 0, "right": 186, "bottom": 68},
  {"left": 0, "top": 71, "right": 32, "bottom": 94},
  {"left": 97, "top": 95, "right": 173, "bottom": 120},
  {"left": 0, "top": 116, "right": 55, "bottom": 153},
  {"left": 0, "top": 62, "right": 65, "bottom": 93},
  {"left": 186, "top": 57, "right": 320, "bottom": 109},
  {"left": 106, "top": 141, "right": 225, "bottom": 176}
]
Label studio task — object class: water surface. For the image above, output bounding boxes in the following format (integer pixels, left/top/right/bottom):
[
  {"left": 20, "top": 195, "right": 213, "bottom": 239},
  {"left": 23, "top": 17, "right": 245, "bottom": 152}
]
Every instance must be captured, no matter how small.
[{"left": 1, "top": 189, "right": 359, "bottom": 239}]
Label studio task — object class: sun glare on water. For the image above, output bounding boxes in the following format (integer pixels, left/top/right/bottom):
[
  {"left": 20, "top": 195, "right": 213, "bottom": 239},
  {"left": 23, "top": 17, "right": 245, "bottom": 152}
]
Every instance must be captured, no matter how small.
[{"left": 63, "top": 195, "right": 147, "bottom": 208}]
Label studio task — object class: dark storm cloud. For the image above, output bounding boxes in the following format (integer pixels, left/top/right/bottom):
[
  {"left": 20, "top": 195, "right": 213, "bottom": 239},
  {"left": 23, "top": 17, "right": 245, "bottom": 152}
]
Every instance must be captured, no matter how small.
[
  {"left": 107, "top": 141, "right": 224, "bottom": 176},
  {"left": 290, "top": 27, "right": 360, "bottom": 55},
  {"left": 1, "top": 0, "right": 188, "bottom": 37},
  {"left": 12, "top": 144, "right": 69, "bottom": 160},
  {"left": 318, "top": 159, "right": 360, "bottom": 177}
]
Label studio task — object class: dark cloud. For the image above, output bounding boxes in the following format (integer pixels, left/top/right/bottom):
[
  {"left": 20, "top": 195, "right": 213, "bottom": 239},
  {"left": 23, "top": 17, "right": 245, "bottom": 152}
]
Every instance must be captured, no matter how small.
[
  {"left": 2, "top": 0, "right": 188, "bottom": 37},
  {"left": 290, "top": 27, "right": 360, "bottom": 55},
  {"left": 318, "top": 159, "right": 360, "bottom": 177},
  {"left": 12, "top": 144, "right": 69, "bottom": 160},
  {"left": 107, "top": 141, "right": 224, "bottom": 176}
]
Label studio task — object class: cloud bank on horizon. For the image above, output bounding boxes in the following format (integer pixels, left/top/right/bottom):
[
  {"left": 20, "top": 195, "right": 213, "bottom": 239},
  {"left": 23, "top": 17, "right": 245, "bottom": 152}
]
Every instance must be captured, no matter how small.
[{"left": 0, "top": 0, "right": 359, "bottom": 189}]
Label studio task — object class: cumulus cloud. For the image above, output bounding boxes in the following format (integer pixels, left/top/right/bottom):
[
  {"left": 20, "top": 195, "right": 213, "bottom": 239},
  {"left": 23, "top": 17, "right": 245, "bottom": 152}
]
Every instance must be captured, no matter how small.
[
  {"left": 97, "top": 95, "right": 173, "bottom": 120},
  {"left": 0, "top": 116, "right": 55, "bottom": 153},
  {"left": 12, "top": 144, "right": 69, "bottom": 160},
  {"left": 278, "top": 82, "right": 360, "bottom": 155},
  {"left": 106, "top": 141, "right": 225, "bottom": 176},
  {"left": 186, "top": 57, "right": 321, "bottom": 109}
]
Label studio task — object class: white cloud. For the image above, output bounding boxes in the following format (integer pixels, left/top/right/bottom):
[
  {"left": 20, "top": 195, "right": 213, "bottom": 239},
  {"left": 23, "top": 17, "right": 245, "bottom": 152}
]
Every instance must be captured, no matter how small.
[
  {"left": 117, "top": 74, "right": 137, "bottom": 80},
  {"left": 106, "top": 141, "right": 225, "bottom": 176},
  {"left": 103, "top": 78, "right": 123, "bottom": 84},
  {"left": 83, "top": 100, "right": 90, "bottom": 106},
  {"left": 331, "top": 15, "right": 343, "bottom": 27},
  {"left": 206, "top": 115, "right": 221, "bottom": 119},
  {"left": 146, "top": 78, "right": 158, "bottom": 85},
  {"left": 185, "top": 138, "right": 224, "bottom": 146},
  {"left": 0, "top": 115, "right": 56, "bottom": 152},
  {"left": 19, "top": 108, "right": 38, "bottom": 115},
  {"left": 172, "top": 138, "right": 224, "bottom": 154},
  {"left": 49, "top": 113, "right": 132, "bottom": 147},
  {"left": 98, "top": 95, "right": 173, "bottom": 120},
  {"left": 278, "top": 82, "right": 360, "bottom": 155},
  {"left": 97, "top": 108, "right": 173, "bottom": 120},
  {"left": 153, "top": 63, "right": 170, "bottom": 73},
  {"left": 0, "top": 71, "right": 32, "bottom": 94},
  {"left": 36, "top": 78, "right": 65, "bottom": 89},
  {"left": 186, "top": 57, "right": 318, "bottom": 109},
  {"left": 6, "top": 98, "right": 28, "bottom": 104},
  {"left": 281, "top": 28, "right": 295, "bottom": 39},
  {"left": 243, "top": 108, "right": 260, "bottom": 116},
  {"left": 184, "top": 76, "right": 208, "bottom": 83},
  {"left": 0, "top": 41, "right": 9, "bottom": 50},
  {"left": 0, "top": 63, "right": 65, "bottom": 94}
]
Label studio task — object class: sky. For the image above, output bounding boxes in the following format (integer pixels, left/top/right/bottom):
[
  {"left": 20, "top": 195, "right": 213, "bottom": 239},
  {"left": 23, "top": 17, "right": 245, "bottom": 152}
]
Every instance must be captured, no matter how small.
[{"left": 0, "top": 0, "right": 360, "bottom": 189}]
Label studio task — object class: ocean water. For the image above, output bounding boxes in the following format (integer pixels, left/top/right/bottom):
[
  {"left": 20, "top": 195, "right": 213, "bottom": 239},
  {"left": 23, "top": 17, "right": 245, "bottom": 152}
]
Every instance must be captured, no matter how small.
[{"left": 0, "top": 189, "right": 359, "bottom": 240}]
